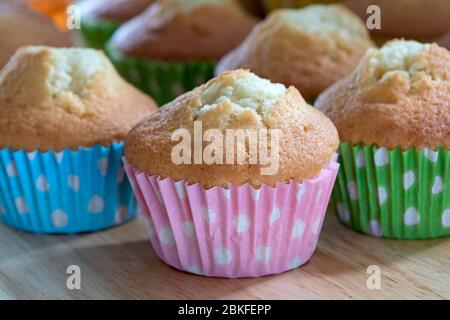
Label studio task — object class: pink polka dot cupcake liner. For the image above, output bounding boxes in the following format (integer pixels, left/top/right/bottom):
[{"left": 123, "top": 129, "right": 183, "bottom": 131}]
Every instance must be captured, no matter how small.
[
  {"left": 333, "top": 143, "right": 450, "bottom": 239},
  {"left": 0, "top": 143, "right": 138, "bottom": 234},
  {"left": 124, "top": 161, "right": 339, "bottom": 278}
]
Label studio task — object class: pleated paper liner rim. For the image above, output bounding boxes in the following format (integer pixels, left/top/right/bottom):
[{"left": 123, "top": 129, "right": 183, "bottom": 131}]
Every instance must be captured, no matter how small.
[
  {"left": 105, "top": 43, "right": 216, "bottom": 106},
  {"left": 2, "top": 141, "right": 123, "bottom": 155},
  {"left": 79, "top": 16, "right": 121, "bottom": 49},
  {"left": 124, "top": 160, "right": 339, "bottom": 278},
  {"left": 0, "top": 142, "right": 138, "bottom": 234},
  {"left": 333, "top": 143, "right": 450, "bottom": 239}
]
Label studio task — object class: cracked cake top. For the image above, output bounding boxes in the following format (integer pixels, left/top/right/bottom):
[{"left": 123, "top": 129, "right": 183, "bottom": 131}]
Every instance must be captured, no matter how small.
[
  {"left": 315, "top": 40, "right": 450, "bottom": 150},
  {"left": 125, "top": 69, "right": 338, "bottom": 188},
  {"left": 0, "top": 46, "right": 157, "bottom": 151}
]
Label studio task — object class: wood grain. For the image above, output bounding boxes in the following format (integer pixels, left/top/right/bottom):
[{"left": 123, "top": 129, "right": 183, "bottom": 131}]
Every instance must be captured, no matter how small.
[{"left": 1, "top": 213, "right": 449, "bottom": 299}]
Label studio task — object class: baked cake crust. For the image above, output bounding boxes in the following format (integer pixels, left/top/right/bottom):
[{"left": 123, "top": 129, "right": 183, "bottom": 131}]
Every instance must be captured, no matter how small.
[
  {"left": 0, "top": 46, "right": 157, "bottom": 151},
  {"left": 216, "top": 4, "right": 374, "bottom": 99},
  {"left": 125, "top": 70, "right": 339, "bottom": 188},
  {"left": 110, "top": 0, "right": 258, "bottom": 61},
  {"left": 315, "top": 41, "right": 450, "bottom": 150}
]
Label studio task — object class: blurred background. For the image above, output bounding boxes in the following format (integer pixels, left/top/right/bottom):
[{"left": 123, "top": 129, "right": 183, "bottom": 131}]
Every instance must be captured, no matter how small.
[{"left": 1, "top": 0, "right": 449, "bottom": 80}]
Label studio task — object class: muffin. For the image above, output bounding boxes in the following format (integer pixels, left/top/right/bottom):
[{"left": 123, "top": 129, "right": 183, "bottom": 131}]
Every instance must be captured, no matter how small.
[
  {"left": 0, "top": 1, "right": 71, "bottom": 68},
  {"left": 315, "top": 40, "right": 450, "bottom": 239},
  {"left": 0, "top": 46, "right": 157, "bottom": 234},
  {"left": 216, "top": 4, "right": 374, "bottom": 102},
  {"left": 79, "top": 0, "right": 155, "bottom": 49},
  {"left": 107, "top": 0, "right": 258, "bottom": 105},
  {"left": 124, "top": 69, "right": 340, "bottom": 277},
  {"left": 343, "top": 0, "right": 450, "bottom": 44}
]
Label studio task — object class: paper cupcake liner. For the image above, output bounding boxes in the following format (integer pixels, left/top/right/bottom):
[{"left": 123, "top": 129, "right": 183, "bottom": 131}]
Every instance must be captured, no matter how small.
[
  {"left": 79, "top": 18, "right": 121, "bottom": 49},
  {"left": 0, "top": 143, "right": 137, "bottom": 234},
  {"left": 105, "top": 44, "right": 216, "bottom": 106},
  {"left": 332, "top": 143, "right": 450, "bottom": 239},
  {"left": 124, "top": 161, "right": 339, "bottom": 278},
  {"left": 262, "top": 0, "right": 338, "bottom": 13}
]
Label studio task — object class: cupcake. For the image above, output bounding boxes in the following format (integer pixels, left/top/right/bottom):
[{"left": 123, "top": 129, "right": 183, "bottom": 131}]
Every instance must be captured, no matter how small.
[
  {"left": 0, "top": 46, "right": 157, "bottom": 234},
  {"left": 124, "top": 69, "right": 340, "bottom": 278},
  {"left": 79, "top": 0, "right": 155, "bottom": 49},
  {"left": 107, "top": 0, "right": 258, "bottom": 105},
  {"left": 216, "top": 4, "right": 374, "bottom": 102},
  {"left": 315, "top": 40, "right": 450, "bottom": 239},
  {"left": 0, "top": 1, "right": 71, "bottom": 68},
  {"left": 343, "top": 0, "right": 450, "bottom": 45}
]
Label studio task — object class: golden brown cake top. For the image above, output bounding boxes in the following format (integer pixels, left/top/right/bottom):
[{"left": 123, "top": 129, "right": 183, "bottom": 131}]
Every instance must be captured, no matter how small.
[
  {"left": 125, "top": 70, "right": 339, "bottom": 188},
  {"left": 0, "top": 2, "right": 71, "bottom": 68},
  {"left": 109, "top": 0, "right": 258, "bottom": 61},
  {"left": 216, "top": 4, "right": 374, "bottom": 100},
  {"left": 80, "top": 0, "right": 155, "bottom": 22},
  {"left": 315, "top": 40, "right": 450, "bottom": 150},
  {"left": 0, "top": 46, "right": 157, "bottom": 151}
]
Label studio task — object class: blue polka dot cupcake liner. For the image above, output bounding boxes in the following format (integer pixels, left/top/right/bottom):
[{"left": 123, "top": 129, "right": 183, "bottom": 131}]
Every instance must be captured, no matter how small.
[
  {"left": 0, "top": 143, "right": 138, "bottom": 234},
  {"left": 105, "top": 43, "right": 216, "bottom": 106},
  {"left": 333, "top": 143, "right": 450, "bottom": 239}
]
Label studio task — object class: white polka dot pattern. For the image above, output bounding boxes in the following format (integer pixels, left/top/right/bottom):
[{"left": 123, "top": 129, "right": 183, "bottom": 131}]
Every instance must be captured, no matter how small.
[
  {"left": 432, "top": 176, "right": 443, "bottom": 194},
  {"left": 214, "top": 247, "right": 232, "bottom": 265},
  {"left": 404, "top": 207, "right": 420, "bottom": 226},
  {"left": 88, "top": 195, "right": 104, "bottom": 214},
  {"left": 333, "top": 144, "right": 450, "bottom": 239},
  {"left": 36, "top": 175, "right": 50, "bottom": 192},
  {"left": 377, "top": 187, "right": 388, "bottom": 205},
  {"left": 374, "top": 148, "right": 389, "bottom": 166},
  {"left": 403, "top": 171, "right": 415, "bottom": 190},
  {"left": 256, "top": 246, "right": 271, "bottom": 264},
  {"left": 441, "top": 209, "right": 450, "bottom": 228},
  {"left": 234, "top": 213, "right": 250, "bottom": 233},
  {"left": 15, "top": 197, "right": 28, "bottom": 214},
  {"left": 269, "top": 206, "right": 281, "bottom": 225},
  {"left": 159, "top": 226, "right": 175, "bottom": 245},
  {"left": 51, "top": 210, "right": 68, "bottom": 228}
]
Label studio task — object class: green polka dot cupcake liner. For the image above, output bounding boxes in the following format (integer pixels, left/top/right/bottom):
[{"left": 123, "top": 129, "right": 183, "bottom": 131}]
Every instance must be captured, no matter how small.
[
  {"left": 105, "top": 43, "right": 216, "bottom": 106},
  {"left": 332, "top": 143, "right": 450, "bottom": 239},
  {"left": 79, "top": 17, "right": 121, "bottom": 49},
  {"left": 0, "top": 143, "right": 137, "bottom": 234}
]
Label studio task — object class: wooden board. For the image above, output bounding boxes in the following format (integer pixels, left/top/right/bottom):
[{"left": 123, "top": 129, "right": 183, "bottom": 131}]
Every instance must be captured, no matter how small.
[{"left": 1, "top": 213, "right": 449, "bottom": 299}]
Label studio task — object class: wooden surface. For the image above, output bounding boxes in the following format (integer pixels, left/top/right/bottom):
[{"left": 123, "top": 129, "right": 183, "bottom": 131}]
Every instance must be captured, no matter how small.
[{"left": 1, "top": 213, "right": 449, "bottom": 300}]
